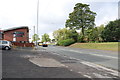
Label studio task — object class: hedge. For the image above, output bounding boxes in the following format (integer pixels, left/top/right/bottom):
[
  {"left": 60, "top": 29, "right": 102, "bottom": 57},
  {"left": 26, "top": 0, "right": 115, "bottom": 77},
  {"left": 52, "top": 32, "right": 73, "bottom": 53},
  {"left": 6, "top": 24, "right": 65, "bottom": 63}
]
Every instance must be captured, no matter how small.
[{"left": 57, "top": 39, "right": 75, "bottom": 46}]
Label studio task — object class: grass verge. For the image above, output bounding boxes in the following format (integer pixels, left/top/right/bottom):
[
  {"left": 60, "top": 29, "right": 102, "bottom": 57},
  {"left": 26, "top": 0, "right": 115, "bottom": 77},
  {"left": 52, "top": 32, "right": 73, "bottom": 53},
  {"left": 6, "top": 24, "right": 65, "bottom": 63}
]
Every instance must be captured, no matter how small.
[{"left": 69, "top": 42, "right": 118, "bottom": 51}]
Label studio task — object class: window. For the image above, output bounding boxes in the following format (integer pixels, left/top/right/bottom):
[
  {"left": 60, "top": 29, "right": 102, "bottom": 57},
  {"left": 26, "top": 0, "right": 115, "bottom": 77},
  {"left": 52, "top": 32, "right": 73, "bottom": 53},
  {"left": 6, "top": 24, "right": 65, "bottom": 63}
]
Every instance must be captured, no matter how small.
[
  {"left": 2, "top": 41, "right": 8, "bottom": 44},
  {"left": 13, "top": 37, "right": 16, "bottom": 41},
  {"left": 13, "top": 32, "right": 24, "bottom": 37}
]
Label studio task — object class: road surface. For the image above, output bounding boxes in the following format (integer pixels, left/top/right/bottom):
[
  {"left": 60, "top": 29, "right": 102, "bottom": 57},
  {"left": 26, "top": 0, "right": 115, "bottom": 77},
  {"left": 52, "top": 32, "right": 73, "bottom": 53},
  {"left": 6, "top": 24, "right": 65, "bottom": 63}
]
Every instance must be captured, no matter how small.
[
  {"left": 42, "top": 46, "right": 118, "bottom": 70},
  {"left": 2, "top": 49, "right": 83, "bottom": 78},
  {"left": 2, "top": 47, "right": 120, "bottom": 79}
]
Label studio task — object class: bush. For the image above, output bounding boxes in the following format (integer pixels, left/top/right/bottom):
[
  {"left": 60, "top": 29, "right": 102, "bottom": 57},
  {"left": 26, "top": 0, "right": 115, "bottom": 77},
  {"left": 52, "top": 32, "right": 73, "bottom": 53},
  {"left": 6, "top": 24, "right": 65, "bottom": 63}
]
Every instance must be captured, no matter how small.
[{"left": 57, "top": 39, "right": 75, "bottom": 46}]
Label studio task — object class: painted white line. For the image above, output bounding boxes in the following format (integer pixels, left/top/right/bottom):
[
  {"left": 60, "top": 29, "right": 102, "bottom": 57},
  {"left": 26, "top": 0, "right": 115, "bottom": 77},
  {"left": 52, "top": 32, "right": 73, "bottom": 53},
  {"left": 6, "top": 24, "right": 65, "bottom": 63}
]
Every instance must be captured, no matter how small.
[
  {"left": 83, "top": 75, "right": 92, "bottom": 78},
  {"left": 91, "top": 53, "right": 118, "bottom": 59},
  {"left": 58, "top": 48, "right": 118, "bottom": 59},
  {"left": 81, "top": 61, "right": 119, "bottom": 77},
  {"left": 65, "top": 56, "right": 119, "bottom": 77},
  {"left": 69, "top": 57, "right": 77, "bottom": 60},
  {"left": 93, "top": 73, "right": 112, "bottom": 78}
]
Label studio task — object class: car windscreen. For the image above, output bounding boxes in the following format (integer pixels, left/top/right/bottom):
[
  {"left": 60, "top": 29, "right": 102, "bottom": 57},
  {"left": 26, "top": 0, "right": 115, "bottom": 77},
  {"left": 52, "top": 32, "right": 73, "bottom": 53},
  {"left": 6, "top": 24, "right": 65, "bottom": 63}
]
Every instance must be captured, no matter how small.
[{"left": 2, "top": 41, "right": 8, "bottom": 44}]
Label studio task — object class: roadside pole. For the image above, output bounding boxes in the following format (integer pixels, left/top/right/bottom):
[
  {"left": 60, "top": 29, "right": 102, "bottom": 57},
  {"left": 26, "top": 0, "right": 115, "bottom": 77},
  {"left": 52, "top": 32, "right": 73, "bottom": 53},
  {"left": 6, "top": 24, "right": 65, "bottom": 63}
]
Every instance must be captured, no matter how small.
[
  {"left": 36, "top": 0, "right": 39, "bottom": 50},
  {"left": 33, "top": 26, "right": 35, "bottom": 46}
]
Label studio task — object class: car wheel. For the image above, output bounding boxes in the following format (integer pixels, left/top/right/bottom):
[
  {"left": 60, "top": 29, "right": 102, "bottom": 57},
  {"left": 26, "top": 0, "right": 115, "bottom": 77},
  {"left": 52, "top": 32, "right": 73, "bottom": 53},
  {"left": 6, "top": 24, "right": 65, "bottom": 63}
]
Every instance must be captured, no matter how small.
[{"left": 5, "top": 46, "right": 10, "bottom": 50}]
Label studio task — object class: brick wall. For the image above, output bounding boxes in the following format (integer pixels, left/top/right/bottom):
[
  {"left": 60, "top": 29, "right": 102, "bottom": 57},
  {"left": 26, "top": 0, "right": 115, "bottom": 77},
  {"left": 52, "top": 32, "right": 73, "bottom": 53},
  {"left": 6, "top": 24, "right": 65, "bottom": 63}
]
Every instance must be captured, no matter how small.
[
  {"left": 4, "top": 28, "right": 29, "bottom": 42},
  {"left": 12, "top": 42, "right": 34, "bottom": 47}
]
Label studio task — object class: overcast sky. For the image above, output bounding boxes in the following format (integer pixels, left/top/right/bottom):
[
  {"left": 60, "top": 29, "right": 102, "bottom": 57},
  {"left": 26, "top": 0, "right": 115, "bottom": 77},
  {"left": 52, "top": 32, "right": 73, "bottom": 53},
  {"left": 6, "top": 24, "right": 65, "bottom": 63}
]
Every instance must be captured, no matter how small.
[{"left": 0, "top": 0, "right": 119, "bottom": 40}]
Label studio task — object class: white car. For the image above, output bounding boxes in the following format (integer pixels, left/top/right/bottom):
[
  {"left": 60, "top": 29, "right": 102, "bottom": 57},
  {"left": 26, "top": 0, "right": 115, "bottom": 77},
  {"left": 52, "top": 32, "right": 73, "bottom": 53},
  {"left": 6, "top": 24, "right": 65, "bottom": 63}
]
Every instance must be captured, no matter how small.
[{"left": 0, "top": 40, "right": 12, "bottom": 50}]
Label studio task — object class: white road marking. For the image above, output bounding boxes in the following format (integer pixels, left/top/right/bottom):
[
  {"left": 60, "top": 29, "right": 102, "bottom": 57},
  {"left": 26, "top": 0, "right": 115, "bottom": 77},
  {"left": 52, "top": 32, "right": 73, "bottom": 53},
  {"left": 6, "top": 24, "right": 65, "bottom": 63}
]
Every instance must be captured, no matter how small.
[
  {"left": 81, "top": 61, "right": 119, "bottom": 77},
  {"left": 93, "top": 73, "right": 112, "bottom": 78},
  {"left": 55, "top": 48, "right": 118, "bottom": 59},
  {"left": 69, "top": 57, "right": 76, "bottom": 60},
  {"left": 91, "top": 53, "right": 118, "bottom": 59},
  {"left": 83, "top": 75, "right": 92, "bottom": 78},
  {"left": 41, "top": 47, "right": 119, "bottom": 77}
]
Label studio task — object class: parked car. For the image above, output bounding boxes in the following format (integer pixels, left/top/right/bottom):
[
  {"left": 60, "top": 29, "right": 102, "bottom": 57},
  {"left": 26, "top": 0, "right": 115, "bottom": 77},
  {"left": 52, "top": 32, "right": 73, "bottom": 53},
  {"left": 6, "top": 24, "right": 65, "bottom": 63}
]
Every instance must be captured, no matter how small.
[
  {"left": 0, "top": 40, "right": 12, "bottom": 50},
  {"left": 42, "top": 43, "right": 48, "bottom": 47},
  {"left": 38, "top": 42, "right": 43, "bottom": 46}
]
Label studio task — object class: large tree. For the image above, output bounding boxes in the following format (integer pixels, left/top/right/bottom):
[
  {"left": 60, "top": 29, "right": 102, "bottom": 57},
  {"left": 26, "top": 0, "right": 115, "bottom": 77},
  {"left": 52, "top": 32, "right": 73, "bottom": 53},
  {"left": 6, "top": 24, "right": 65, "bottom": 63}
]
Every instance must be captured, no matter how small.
[
  {"left": 42, "top": 33, "right": 51, "bottom": 42},
  {"left": 65, "top": 3, "right": 96, "bottom": 40},
  {"left": 101, "top": 19, "right": 120, "bottom": 42}
]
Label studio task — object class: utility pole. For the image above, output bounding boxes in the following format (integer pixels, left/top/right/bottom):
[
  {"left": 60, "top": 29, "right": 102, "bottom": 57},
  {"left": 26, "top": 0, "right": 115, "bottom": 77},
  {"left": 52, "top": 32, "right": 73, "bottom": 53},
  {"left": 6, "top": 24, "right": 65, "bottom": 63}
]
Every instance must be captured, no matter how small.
[
  {"left": 33, "top": 26, "right": 35, "bottom": 44},
  {"left": 36, "top": 0, "right": 39, "bottom": 49}
]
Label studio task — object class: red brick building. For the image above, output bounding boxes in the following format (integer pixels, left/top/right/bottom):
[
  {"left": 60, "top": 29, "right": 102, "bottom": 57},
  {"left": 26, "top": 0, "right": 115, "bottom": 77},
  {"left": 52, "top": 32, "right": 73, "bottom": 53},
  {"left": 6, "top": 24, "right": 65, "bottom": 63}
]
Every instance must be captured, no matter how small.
[{"left": 2, "top": 26, "right": 29, "bottom": 43}]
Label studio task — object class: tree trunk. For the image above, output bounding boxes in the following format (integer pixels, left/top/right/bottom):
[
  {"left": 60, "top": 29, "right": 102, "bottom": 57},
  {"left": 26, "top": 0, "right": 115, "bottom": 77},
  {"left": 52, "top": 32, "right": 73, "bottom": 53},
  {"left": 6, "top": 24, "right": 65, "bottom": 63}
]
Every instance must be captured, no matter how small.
[{"left": 81, "top": 27, "right": 84, "bottom": 41}]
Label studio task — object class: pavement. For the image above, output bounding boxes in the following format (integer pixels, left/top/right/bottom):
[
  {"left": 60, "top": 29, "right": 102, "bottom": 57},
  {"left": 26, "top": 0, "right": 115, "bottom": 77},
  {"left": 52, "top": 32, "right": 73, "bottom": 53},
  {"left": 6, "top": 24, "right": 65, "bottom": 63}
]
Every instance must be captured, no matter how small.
[{"left": 1, "top": 47, "right": 120, "bottom": 79}]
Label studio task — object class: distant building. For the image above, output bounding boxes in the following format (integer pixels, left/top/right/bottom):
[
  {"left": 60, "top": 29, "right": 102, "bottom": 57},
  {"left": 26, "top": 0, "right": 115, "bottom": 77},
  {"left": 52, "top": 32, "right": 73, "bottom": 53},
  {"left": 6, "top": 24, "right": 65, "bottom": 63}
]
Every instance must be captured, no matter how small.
[{"left": 2, "top": 26, "right": 29, "bottom": 43}]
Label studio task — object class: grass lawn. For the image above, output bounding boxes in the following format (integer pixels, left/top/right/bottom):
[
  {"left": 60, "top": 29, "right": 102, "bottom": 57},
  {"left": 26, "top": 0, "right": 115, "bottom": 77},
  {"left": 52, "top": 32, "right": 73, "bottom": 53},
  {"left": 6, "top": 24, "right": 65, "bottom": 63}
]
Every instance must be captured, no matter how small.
[{"left": 69, "top": 42, "right": 119, "bottom": 51}]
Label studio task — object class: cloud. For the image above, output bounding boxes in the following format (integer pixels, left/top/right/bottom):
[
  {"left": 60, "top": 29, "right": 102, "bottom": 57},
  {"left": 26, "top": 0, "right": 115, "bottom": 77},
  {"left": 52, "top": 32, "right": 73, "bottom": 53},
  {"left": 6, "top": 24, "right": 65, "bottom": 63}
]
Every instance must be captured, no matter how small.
[
  {"left": 89, "top": 2, "right": 118, "bottom": 26},
  {"left": 0, "top": 0, "right": 118, "bottom": 40}
]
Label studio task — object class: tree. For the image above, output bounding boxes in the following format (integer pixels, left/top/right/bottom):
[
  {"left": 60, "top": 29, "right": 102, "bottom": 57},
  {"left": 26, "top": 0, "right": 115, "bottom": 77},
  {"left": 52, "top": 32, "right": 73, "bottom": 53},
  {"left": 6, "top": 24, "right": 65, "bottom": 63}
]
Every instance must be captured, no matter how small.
[
  {"left": 42, "top": 33, "right": 51, "bottom": 42},
  {"left": 69, "top": 29, "right": 79, "bottom": 42},
  {"left": 84, "top": 24, "right": 104, "bottom": 42},
  {"left": 65, "top": 3, "right": 96, "bottom": 41},
  {"left": 32, "top": 34, "right": 40, "bottom": 42},
  {"left": 53, "top": 28, "right": 70, "bottom": 41},
  {"left": 101, "top": 19, "right": 120, "bottom": 42},
  {"left": 53, "top": 28, "right": 78, "bottom": 42},
  {"left": 51, "top": 39, "right": 55, "bottom": 42},
  {"left": 97, "top": 24, "right": 104, "bottom": 41},
  {"left": 84, "top": 27, "right": 94, "bottom": 42}
]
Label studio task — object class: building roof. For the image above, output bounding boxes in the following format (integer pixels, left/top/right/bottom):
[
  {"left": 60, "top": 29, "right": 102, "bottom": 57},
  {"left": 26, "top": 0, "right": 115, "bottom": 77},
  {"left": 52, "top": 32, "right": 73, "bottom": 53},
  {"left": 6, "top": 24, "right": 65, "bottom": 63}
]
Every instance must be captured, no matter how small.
[{"left": 4, "top": 26, "right": 29, "bottom": 32}]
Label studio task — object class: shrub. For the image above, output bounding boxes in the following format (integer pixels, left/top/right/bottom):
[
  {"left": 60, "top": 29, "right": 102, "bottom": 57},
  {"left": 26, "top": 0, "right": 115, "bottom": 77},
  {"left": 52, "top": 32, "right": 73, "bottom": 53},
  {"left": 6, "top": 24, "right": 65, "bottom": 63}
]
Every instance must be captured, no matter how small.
[{"left": 57, "top": 39, "right": 75, "bottom": 46}]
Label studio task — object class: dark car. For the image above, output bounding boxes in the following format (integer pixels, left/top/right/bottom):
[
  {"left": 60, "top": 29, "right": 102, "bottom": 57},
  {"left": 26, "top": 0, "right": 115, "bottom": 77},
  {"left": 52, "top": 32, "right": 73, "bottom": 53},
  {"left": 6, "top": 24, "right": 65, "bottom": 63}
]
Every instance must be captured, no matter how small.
[{"left": 42, "top": 43, "right": 48, "bottom": 47}]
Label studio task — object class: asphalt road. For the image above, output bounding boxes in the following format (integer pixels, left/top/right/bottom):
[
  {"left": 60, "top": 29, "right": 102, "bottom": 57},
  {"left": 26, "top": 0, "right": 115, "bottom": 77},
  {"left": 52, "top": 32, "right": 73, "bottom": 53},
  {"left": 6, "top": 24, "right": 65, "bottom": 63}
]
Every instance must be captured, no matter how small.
[
  {"left": 2, "top": 49, "right": 84, "bottom": 78},
  {"left": 1, "top": 47, "right": 120, "bottom": 79},
  {"left": 42, "top": 46, "right": 118, "bottom": 70}
]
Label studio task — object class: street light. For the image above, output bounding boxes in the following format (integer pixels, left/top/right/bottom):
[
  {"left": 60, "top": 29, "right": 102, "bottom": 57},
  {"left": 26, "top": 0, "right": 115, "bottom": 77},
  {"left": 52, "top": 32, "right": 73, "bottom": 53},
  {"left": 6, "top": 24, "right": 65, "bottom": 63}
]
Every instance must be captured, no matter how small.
[{"left": 36, "top": 0, "right": 39, "bottom": 49}]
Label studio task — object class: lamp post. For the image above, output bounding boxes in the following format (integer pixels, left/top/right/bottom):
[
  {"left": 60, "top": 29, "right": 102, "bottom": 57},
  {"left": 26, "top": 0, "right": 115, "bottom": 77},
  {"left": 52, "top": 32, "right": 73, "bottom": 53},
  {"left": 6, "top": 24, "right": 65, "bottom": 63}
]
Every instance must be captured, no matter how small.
[
  {"left": 33, "top": 26, "right": 35, "bottom": 43},
  {"left": 36, "top": 0, "right": 39, "bottom": 49}
]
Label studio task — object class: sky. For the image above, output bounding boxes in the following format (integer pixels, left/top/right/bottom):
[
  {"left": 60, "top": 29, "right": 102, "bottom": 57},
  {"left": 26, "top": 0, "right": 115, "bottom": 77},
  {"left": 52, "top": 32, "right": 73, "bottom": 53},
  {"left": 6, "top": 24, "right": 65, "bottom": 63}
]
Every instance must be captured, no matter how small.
[{"left": 0, "top": 0, "right": 119, "bottom": 41}]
